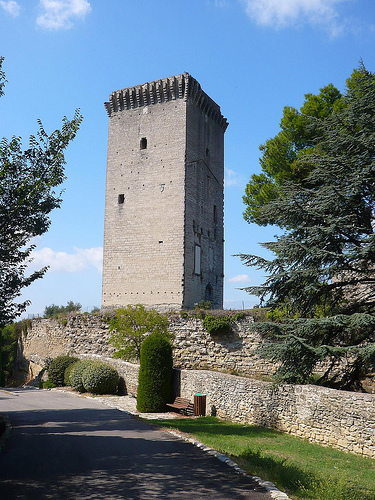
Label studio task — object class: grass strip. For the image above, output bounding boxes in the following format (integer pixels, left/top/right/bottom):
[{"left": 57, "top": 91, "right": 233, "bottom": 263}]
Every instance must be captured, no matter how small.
[{"left": 154, "top": 416, "right": 375, "bottom": 500}]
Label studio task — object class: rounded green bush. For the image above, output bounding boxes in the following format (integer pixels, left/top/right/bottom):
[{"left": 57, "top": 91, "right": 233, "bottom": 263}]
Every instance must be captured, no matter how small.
[
  {"left": 48, "top": 355, "right": 78, "bottom": 387},
  {"left": 137, "top": 332, "right": 173, "bottom": 412},
  {"left": 82, "top": 362, "right": 119, "bottom": 395},
  {"left": 64, "top": 362, "right": 76, "bottom": 386},
  {"left": 69, "top": 360, "right": 94, "bottom": 392}
]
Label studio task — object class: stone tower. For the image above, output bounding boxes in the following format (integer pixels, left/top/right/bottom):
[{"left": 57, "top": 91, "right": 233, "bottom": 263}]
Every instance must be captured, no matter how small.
[{"left": 101, "top": 73, "right": 228, "bottom": 311}]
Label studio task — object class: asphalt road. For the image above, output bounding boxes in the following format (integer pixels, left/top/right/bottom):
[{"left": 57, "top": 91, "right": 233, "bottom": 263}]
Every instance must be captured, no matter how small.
[{"left": 0, "top": 388, "right": 275, "bottom": 500}]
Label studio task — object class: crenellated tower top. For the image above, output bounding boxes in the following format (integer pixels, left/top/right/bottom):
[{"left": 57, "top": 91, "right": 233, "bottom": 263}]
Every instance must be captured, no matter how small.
[{"left": 104, "top": 72, "right": 228, "bottom": 131}]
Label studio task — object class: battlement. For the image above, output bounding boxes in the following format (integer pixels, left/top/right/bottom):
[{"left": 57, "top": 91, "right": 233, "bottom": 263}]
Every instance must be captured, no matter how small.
[{"left": 104, "top": 73, "right": 228, "bottom": 130}]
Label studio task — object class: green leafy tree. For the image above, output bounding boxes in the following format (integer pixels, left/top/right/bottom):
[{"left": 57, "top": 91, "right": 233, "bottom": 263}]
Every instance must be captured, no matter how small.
[
  {"left": 243, "top": 83, "right": 343, "bottom": 226},
  {"left": 44, "top": 301, "right": 82, "bottom": 318},
  {"left": 239, "top": 63, "right": 375, "bottom": 390},
  {"left": 0, "top": 321, "right": 26, "bottom": 386},
  {"left": 0, "top": 57, "right": 82, "bottom": 328},
  {"left": 109, "top": 304, "right": 171, "bottom": 361}
]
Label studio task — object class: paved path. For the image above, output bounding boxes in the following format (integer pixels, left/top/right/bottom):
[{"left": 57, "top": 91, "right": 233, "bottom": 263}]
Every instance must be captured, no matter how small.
[{"left": 0, "top": 388, "right": 276, "bottom": 500}]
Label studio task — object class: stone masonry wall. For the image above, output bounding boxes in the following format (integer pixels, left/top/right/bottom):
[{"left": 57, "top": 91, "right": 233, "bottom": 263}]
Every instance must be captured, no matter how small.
[
  {"left": 20, "top": 314, "right": 275, "bottom": 379},
  {"left": 17, "top": 313, "right": 375, "bottom": 458},
  {"left": 170, "top": 315, "right": 275, "bottom": 377},
  {"left": 179, "top": 369, "right": 375, "bottom": 459}
]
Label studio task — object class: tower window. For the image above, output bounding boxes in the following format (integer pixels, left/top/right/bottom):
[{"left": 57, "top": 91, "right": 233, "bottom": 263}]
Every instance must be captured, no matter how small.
[
  {"left": 140, "top": 137, "right": 147, "bottom": 150},
  {"left": 194, "top": 244, "right": 201, "bottom": 275},
  {"left": 205, "top": 284, "right": 213, "bottom": 302},
  {"left": 213, "top": 204, "right": 217, "bottom": 223},
  {"left": 118, "top": 194, "right": 125, "bottom": 204}
]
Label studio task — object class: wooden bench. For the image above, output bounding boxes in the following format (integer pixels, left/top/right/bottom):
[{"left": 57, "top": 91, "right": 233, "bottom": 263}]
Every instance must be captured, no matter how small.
[{"left": 166, "top": 397, "right": 194, "bottom": 416}]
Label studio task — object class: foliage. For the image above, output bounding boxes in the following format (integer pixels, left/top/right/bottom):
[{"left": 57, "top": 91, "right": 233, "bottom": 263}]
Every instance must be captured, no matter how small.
[
  {"left": 202, "top": 311, "right": 246, "bottom": 335},
  {"left": 67, "top": 359, "right": 119, "bottom": 394},
  {"left": 0, "top": 323, "right": 19, "bottom": 386},
  {"left": 81, "top": 362, "right": 119, "bottom": 395},
  {"left": 47, "top": 355, "right": 78, "bottom": 387},
  {"left": 202, "top": 314, "right": 231, "bottom": 335},
  {"left": 43, "top": 301, "right": 82, "bottom": 318},
  {"left": 243, "top": 82, "right": 343, "bottom": 226},
  {"left": 239, "top": 63, "right": 375, "bottom": 390},
  {"left": 109, "top": 304, "right": 171, "bottom": 361},
  {"left": 137, "top": 332, "right": 173, "bottom": 412},
  {"left": 195, "top": 300, "right": 212, "bottom": 310},
  {"left": 42, "top": 380, "right": 56, "bottom": 389},
  {"left": 68, "top": 359, "right": 94, "bottom": 392},
  {"left": 156, "top": 417, "right": 375, "bottom": 500},
  {"left": 178, "top": 307, "right": 253, "bottom": 322},
  {"left": 0, "top": 56, "right": 5, "bottom": 98},
  {"left": 0, "top": 319, "right": 32, "bottom": 386},
  {"left": 63, "top": 361, "right": 76, "bottom": 386},
  {"left": 0, "top": 57, "right": 82, "bottom": 328}
]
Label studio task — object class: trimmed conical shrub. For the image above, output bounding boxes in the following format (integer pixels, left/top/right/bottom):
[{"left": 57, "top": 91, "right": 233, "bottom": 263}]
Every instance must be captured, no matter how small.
[{"left": 137, "top": 333, "right": 173, "bottom": 412}]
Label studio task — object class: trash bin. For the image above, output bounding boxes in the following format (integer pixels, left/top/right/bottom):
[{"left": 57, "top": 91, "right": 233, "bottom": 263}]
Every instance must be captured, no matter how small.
[{"left": 194, "top": 393, "right": 206, "bottom": 416}]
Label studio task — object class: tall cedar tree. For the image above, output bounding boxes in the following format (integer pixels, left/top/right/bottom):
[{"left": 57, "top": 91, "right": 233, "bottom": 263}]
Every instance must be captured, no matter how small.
[
  {"left": 0, "top": 57, "right": 82, "bottom": 328},
  {"left": 243, "top": 83, "right": 343, "bottom": 226},
  {"left": 239, "top": 64, "right": 375, "bottom": 390}
]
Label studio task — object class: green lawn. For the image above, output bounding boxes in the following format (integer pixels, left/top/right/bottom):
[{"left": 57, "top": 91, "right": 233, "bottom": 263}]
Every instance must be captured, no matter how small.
[{"left": 154, "top": 417, "right": 375, "bottom": 500}]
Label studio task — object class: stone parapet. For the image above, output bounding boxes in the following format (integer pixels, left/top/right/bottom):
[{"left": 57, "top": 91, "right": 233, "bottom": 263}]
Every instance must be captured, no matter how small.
[{"left": 104, "top": 73, "right": 228, "bottom": 130}]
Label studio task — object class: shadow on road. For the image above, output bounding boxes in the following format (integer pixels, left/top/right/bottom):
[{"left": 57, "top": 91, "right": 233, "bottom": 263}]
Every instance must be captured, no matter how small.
[{"left": 0, "top": 395, "right": 272, "bottom": 500}]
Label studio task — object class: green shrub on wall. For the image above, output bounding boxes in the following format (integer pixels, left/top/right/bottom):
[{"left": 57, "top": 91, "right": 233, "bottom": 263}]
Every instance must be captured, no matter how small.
[
  {"left": 137, "top": 333, "right": 173, "bottom": 412},
  {"left": 203, "top": 314, "right": 231, "bottom": 335},
  {"left": 48, "top": 355, "right": 78, "bottom": 386},
  {"left": 82, "top": 362, "right": 119, "bottom": 395},
  {"left": 109, "top": 304, "right": 171, "bottom": 362}
]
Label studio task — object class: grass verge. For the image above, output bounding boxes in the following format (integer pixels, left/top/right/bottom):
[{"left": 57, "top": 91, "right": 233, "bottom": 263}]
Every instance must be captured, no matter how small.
[{"left": 154, "top": 417, "right": 375, "bottom": 500}]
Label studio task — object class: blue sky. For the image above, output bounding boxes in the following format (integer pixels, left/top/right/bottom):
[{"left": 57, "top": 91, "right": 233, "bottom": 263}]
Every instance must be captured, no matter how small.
[{"left": 1, "top": 0, "right": 375, "bottom": 315}]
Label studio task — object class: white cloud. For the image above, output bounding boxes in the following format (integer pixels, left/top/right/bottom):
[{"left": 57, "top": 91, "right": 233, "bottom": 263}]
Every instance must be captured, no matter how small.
[
  {"left": 37, "top": 0, "right": 91, "bottom": 30},
  {"left": 225, "top": 168, "right": 245, "bottom": 187},
  {"left": 242, "top": 0, "right": 349, "bottom": 36},
  {"left": 30, "top": 246, "right": 103, "bottom": 273},
  {"left": 0, "top": 0, "right": 20, "bottom": 17},
  {"left": 228, "top": 274, "right": 250, "bottom": 283}
]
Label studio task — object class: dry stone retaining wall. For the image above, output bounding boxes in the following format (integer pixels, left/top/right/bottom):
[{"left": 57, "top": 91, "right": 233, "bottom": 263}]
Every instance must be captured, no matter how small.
[
  {"left": 17, "top": 313, "right": 375, "bottom": 459},
  {"left": 20, "top": 313, "right": 275, "bottom": 378},
  {"left": 178, "top": 369, "right": 375, "bottom": 459}
]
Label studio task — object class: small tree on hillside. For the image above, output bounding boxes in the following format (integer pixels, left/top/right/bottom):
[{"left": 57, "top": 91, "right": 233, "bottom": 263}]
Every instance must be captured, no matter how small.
[{"left": 109, "top": 304, "right": 171, "bottom": 361}]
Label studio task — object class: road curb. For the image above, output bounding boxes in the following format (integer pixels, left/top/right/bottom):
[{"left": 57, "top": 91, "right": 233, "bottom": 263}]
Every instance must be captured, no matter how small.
[
  {"left": 65, "top": 391, "right": 292, "bottom": 500},
  {"left": 167, "top": 430, "right": 291, "bottom": 500}
]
